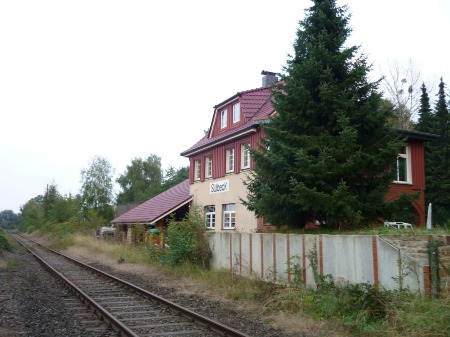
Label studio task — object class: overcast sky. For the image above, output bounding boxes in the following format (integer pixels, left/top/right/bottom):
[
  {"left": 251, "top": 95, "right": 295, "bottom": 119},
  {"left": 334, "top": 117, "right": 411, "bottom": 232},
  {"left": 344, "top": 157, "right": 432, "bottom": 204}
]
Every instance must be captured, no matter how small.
[{"left": 1, "top": 0, "right": 449, "bottom": 213}]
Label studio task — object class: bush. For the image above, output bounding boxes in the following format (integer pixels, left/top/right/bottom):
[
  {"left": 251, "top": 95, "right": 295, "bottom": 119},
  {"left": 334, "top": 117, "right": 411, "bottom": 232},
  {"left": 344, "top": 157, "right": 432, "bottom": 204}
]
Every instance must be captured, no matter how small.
[
  {"left": 161, "top": 208, "right": 212, "bottom": 268},
  {"left": 0, "top": 229, "right": 11, "bottom": 251}
]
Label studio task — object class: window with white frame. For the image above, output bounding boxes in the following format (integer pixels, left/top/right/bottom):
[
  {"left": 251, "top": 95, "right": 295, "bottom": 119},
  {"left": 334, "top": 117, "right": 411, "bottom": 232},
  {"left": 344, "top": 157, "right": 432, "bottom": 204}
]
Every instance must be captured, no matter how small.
[
  {"left": 221, "top": 109, "right": 227, "bottom": 129},
  {"left": 223, "top": 204, "right": 235, "bottom": 229},
  {"left": 241, "top": 143, "right": 250, "bottom": 169},
  {"left": 394, "top": 145, "right": 411, "bottom": 183},
  {"left": 194, "top": 159, "right": 201, "bottom": 181},
  {"left": 205, "top": 156, "right": 212, "bottom": 178},
  {"left": 205, "top": 205, "right": 215, "bottom": 229},
  {"left": 233, "top": 102, "right": 240, "bottom": 123},
  {"left": 226, "top": 148, "right": 234, "bottom": 173}
]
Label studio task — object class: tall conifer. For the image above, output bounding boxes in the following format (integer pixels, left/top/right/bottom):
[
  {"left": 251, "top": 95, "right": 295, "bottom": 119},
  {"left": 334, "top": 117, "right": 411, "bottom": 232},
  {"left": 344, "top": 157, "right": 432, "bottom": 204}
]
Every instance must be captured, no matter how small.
[
  {"left": 427, "top": 78, "right": 450, "bottom": 224},
  {"left": 416, "top": 83, "right": 434, "bottom": 133},
  {"left": 244, "top": 0, "right": 406, "bottom": 229}
]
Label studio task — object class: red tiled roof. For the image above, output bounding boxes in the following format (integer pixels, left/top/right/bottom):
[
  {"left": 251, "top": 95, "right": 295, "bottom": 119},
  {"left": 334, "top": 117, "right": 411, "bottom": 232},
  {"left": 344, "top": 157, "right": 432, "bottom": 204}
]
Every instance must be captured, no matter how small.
[
  {"left": 111, "top": 179, "right": 191, "bottom": 224},
  {"left": 239, "top": 86, "right": 273, "bottom": 119},
  {"left": 180, "top": 86, "right": 275, "bottom": 156}
]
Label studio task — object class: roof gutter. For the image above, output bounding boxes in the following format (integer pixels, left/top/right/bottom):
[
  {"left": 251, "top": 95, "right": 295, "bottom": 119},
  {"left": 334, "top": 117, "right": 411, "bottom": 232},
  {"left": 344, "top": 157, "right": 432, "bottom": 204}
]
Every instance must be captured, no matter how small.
[
  {"left": 213, "top": 93, "right": 240, "bottom": 110},
  {"left": 111, "top": 197, "right": 193, "bottom": 226},
  {"left": 181, "top": 127, "right": 257, "bottom": 157},
  {"left": 395, "top": 128, "right": 439, "bottom": 141}
]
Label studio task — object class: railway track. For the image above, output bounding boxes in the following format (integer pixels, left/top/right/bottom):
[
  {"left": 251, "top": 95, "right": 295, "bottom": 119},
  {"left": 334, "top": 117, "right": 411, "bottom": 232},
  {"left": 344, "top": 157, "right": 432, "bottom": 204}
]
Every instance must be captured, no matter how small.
[{"left": 10, "top": 233, "right": 250, "bottom": 337}]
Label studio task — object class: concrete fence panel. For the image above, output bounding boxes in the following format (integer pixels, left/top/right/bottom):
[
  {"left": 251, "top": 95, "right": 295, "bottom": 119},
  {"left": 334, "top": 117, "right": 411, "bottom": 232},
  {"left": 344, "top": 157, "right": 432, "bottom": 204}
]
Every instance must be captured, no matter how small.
[
  {"left": 208, "top": 233, "right": 429, "bottom": 293},
  {"left": 322, "top": 235, "right": 374, "bottom": 285}
]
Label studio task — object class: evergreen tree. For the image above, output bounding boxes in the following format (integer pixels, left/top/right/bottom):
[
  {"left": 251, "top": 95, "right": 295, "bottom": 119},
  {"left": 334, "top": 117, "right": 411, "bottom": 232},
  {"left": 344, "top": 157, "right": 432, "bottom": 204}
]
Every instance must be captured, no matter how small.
[
  {"left": 427, "top": 78, "right": 450, "bottom": 225},
  {"left": 244, "top": 0, "right": 407, "bottom": 229},
  {"left": 415, "top": 83, "right": 434, "bottom": 133}
]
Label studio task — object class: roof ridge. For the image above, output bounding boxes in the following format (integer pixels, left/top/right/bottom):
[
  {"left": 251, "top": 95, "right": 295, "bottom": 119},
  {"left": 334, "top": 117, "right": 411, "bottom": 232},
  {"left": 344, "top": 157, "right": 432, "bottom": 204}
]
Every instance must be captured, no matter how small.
[{"left": 238, "top": 85, "right": 274, "bottom": 95}]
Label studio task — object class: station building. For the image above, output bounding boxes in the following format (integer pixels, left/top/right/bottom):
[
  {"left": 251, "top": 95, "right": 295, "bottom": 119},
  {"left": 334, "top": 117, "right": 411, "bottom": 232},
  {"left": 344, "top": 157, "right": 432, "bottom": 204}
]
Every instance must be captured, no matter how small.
[{"left": 180, "top": 71, "right": 436, "bottom": 232}]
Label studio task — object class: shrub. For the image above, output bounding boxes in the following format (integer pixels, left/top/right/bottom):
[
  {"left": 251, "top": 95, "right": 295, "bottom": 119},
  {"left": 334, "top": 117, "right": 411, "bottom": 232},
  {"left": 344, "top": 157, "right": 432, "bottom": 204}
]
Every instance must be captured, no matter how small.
[
  {"left": 161, "top": 208, "right": 212, "bottom": 268},
  {"left": 0, "top": 229, "right": 11, "bottom": 251}
]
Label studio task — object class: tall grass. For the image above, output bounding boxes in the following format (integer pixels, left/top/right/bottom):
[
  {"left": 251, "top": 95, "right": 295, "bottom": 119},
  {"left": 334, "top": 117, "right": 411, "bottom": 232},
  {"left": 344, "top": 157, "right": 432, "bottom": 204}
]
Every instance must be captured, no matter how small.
[{"left": 71, "top": 233, "right": 152, "bottom": 265}]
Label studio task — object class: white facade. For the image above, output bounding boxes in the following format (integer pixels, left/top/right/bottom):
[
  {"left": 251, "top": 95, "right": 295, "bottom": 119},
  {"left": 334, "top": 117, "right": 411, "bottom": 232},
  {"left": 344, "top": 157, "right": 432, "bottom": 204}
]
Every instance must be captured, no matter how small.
[{"left": 190, "top": 171, "right": 258, "bottom": 233}]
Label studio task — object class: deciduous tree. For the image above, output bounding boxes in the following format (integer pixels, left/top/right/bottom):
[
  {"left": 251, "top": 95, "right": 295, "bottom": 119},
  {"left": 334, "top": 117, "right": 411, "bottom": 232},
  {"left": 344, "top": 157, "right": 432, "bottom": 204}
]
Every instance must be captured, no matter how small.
[
  {"left": 116, "top": 155, "right": 162, "bottom": 204},
  {"left": 161, "top": 165, "right": 189, "bottom": 191},
  {"left": 80, "top": 155, "right": 115, "bottom": 220},
  {"left": 381, "top": 59, "right": 423, "bottom": 130},
  {"left": 0, "top": 210, "right": 20, "bottom": 229}
]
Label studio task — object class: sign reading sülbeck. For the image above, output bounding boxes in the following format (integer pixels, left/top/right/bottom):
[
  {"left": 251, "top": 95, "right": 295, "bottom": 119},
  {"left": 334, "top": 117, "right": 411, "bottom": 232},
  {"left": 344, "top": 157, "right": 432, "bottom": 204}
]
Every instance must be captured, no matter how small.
[{"left": 210, "top": 179, "right": 229, "bottom": 194}]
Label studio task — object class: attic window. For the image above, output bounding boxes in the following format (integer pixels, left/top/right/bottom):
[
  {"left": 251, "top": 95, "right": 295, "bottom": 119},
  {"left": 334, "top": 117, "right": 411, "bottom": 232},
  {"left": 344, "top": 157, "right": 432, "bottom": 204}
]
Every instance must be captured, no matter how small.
[
  {"left": 221, "top": 109, "right": 227, "bottom": 129},
  {"left": 233, "top": 102, "right": 240, "bottom": 123}
]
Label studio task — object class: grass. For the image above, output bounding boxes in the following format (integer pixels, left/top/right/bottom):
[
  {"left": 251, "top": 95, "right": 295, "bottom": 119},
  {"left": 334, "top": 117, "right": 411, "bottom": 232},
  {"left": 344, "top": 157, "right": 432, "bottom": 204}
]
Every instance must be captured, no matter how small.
[
  {"left": 70, "top": 233, "right": 152, "bottom": 265},
  {"left": 6, "top": 258, "right": 21, "bottom": 270}
]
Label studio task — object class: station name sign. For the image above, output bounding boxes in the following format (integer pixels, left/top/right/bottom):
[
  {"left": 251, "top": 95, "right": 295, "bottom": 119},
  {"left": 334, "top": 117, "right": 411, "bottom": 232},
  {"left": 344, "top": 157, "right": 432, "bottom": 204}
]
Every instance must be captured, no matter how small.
[{"left": 210, "top": 179, "right": 229, "bottom": 194}]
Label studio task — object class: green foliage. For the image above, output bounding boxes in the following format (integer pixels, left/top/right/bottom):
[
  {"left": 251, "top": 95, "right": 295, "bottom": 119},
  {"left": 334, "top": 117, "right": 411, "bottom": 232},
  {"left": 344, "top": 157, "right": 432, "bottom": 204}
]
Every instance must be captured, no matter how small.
[
  {"left": 116, "top": 155, "right": 163, "bottom": 204},
  {"left": 0, "top": 210, "right": 20, "bottom": 229},
  {"left": 0, "top": 229, "right": 11, "bottom": 251},
  {"left": 161, "top": 208, "right": 212, "bottom": 268},
  {"left": 244, "top": 0, "right": 406, "bottom": 229},
  {"left": 415, "top": 83, "right": 433, "bottom": 134},
  {"left": 42, "top": 182, "right": 60, "bottom": 220},
  {"left": 19, "top": 195, "right": 45, "bottom": 232},
  {"left": 383, "top": 192, "right": 419, "bottom": 224},
  {"left": 131, "top": 223, "right": 146, "bottom": 245},
  {"left": 416, "top": 78, "right": 450, "bottom": 226},
  {"left": 80, "top": 155, "right": 115, "bottom": 221},
  {"left": 161, "top": 165, "right": 189, "bottom": 191}
]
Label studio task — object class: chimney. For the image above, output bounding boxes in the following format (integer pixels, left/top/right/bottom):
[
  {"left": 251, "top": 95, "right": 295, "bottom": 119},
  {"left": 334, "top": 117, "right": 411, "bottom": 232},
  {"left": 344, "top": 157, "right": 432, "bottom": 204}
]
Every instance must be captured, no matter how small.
[{"left": 261, "top": 70, "right": 278, "bottom": 87}]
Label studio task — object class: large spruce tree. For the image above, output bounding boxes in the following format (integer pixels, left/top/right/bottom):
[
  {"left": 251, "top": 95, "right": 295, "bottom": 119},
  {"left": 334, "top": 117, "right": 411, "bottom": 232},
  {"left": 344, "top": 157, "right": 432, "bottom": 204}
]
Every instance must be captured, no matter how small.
[
  {"left": 426, "top": 78, "right": 450, "bottom": 225},
  {"left": 244, "top": 0, "right": 406, "bottom": 229}
]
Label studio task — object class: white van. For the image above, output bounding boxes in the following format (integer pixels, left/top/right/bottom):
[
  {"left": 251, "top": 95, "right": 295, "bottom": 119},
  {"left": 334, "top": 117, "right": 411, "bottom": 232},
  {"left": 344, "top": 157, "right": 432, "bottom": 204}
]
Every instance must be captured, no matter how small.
[
  {"left": 97, "top": 226, "right": 116, "bottom": 239},
  {"left": 384, "top": 221, "right": 414, "bottom": 229}
]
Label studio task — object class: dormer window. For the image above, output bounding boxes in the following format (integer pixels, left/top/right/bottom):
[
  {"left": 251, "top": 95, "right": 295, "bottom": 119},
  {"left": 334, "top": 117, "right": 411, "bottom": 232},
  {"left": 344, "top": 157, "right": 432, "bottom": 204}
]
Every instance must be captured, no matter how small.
[
  {"left": 221, "top": 109, "right": 227, "bottom": 129},
  {"left": 233, "top": 102, "right": 240, "bottom": 123}
]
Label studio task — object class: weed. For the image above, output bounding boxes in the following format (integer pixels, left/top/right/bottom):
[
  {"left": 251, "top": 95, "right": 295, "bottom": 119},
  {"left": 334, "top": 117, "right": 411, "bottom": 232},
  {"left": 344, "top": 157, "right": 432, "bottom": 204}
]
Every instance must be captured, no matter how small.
[{"left": 6, "top": 258, "right": 21, "bottom": 270}]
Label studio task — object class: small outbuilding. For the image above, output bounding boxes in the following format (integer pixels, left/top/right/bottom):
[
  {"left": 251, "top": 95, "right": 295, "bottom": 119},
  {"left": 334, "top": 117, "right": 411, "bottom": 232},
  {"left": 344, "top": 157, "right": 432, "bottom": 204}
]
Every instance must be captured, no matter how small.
[{"left": 111, "top": 179, "right": 192, "bottom": 242}]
